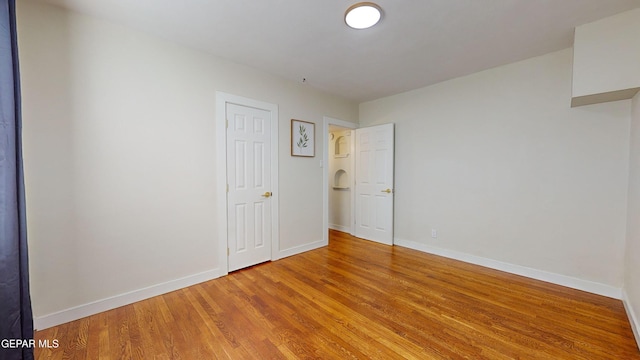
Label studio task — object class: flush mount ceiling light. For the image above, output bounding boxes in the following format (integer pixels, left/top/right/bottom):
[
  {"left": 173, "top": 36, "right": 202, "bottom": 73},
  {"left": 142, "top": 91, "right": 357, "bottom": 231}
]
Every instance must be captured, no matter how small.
[{"left": 345, "top": 2, "right": 382, "bottom": 29}]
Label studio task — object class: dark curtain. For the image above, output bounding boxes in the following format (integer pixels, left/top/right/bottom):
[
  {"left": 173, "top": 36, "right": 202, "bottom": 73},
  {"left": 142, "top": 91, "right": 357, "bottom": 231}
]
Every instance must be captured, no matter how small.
[{"left": 0, "top": 0, "right": 34, "bottom": 359}]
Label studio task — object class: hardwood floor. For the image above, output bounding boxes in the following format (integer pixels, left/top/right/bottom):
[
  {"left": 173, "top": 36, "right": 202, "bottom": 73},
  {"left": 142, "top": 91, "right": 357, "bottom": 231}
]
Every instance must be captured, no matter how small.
[{"left": 35, "top": 230, "right": 639, "bottom": 359}]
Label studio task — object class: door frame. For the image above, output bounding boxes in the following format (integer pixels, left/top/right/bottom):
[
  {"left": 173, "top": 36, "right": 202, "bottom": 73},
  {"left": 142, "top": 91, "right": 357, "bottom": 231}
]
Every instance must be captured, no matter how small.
[
  {"left": 322, "top": 116, "right": 357, "bottom": 245},
  {"left": 216, "top": 92, "right": 279, "bottom": 275}
]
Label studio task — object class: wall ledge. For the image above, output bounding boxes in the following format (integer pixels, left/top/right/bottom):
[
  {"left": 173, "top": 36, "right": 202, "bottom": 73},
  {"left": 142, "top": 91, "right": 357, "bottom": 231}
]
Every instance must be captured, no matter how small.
[{"left": 571, "top": 87, "right": 639, "bottom": 107}]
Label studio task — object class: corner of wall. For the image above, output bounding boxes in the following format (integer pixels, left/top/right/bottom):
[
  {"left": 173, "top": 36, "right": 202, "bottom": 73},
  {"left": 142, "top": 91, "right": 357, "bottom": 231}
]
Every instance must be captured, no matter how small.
[
  {"left": 621, "top": 88, "right": 640, "bottom": 350},
  {"left": 623, "top": 289, "right": 640, "bottom": 351}
]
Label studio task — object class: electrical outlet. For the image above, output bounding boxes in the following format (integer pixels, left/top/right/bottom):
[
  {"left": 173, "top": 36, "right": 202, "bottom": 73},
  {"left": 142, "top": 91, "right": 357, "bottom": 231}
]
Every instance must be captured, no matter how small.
[{"left": 431, "top": 229, "right": 437, "bottom": 238}]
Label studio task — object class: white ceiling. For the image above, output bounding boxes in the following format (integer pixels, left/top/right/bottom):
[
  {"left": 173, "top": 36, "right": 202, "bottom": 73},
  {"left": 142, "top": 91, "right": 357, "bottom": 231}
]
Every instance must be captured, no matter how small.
[{"left": 34, "top": 0, "right": 640, "bottom": 102}]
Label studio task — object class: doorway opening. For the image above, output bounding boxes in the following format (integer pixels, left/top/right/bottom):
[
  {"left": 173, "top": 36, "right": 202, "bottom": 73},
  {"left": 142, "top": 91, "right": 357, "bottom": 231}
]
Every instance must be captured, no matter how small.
[
  {"left": 323, "top": 118, "right": 396, "bottom": 246},
  {"left": 328, "top": 125, "right": 355, "bottom": 234},
  {"left": 322, "top": 117, "right": 356, "bottom": 245}
]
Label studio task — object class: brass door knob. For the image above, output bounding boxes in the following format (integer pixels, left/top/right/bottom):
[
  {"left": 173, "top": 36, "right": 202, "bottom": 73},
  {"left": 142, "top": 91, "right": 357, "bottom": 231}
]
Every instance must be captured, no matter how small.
[
  {"left": 381, "top": 189, "right": 393, "bottom": 194},
  {"left": 261, "top": 192, "right": 273, "bottom": 198}
]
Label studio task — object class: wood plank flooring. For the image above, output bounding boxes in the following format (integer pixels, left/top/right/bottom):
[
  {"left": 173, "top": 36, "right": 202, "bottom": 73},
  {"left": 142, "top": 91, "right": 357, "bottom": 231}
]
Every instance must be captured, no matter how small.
[{"left": 35, "top": 230, "right": 640, "bottom": 359}]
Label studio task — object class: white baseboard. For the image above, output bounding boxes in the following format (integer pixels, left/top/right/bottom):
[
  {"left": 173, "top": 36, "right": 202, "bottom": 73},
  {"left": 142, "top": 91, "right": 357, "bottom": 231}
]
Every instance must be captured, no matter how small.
[
  {"left": 623, "top": 289, "right": 640, "bottom": 350},
  {"left": 275, "top": 239, "right": 326, "bottom": 260},
  {"left": 34, "top": 268, "right": 225, "bottom": 331},
  {"left": 35, "top": 238, "right": 329, "bottom": 331},
  {"left": 394, "top": 238, "right": 622, "bottom": 299},
  {"left": 329, "top": 224, "right": 351, "bottom": 233}
]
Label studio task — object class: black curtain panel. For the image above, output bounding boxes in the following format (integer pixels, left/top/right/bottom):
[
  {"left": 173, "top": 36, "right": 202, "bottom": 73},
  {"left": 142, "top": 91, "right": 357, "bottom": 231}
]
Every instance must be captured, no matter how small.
[{"left": 0, "top": 0, "right": 34, "bottom": 359}]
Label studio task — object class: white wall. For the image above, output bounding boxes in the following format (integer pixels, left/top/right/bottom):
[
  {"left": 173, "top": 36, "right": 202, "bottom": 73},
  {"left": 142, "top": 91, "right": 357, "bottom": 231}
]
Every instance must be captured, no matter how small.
[
  {"left": 360, "top": 48, "right": 631, "bottom": 294},
  {"left": 17, "top": 1, "right": 357, "bottom": 327},
  {"left": 572, "top": 8, "right": 640, "bottom": 106},
  {"left": 625, "top": 92, "right": 640, "bottom": 343}
]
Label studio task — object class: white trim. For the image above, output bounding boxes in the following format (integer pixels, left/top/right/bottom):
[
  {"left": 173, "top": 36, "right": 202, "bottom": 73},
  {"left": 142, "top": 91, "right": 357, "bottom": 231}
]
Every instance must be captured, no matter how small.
[
  {"left": 623, "top": 289, "right": 640, "bottom": 350},
  {"left": 215, "top": 94, "right": 229, "bottom": 275},
  {"left": 276, "top": 239, "right": 326, "bottom": 259},
  {"left": 34, "top": 269, "right": 224, "bottom": 330},
  {"left": 216, "top": 92, "right": 279, "bottom": 270},
  {"left": 323, "top": 117, "right": 358, "bottom": 245},
  {"left": 395, "top": 237, "right": 623, "bottom": 299},
  {"left": 329, "top": 224, "right": 351, "bottom": 233}
]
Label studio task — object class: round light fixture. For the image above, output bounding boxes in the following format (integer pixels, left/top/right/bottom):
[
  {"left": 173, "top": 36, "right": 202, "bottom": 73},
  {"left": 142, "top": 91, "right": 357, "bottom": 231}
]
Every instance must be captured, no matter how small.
[{"left": 345, "top": 2, "right": 382, "bottom": 30}]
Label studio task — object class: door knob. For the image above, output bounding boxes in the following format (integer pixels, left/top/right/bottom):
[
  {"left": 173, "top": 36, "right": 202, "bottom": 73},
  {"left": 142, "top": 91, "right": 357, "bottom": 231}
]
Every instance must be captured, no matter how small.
[
  {"left": 381, "top": 189, "right": 393, "bottom": 194},
  {"left": 261, "top": 191, "right": 272, "bottom": 198}
]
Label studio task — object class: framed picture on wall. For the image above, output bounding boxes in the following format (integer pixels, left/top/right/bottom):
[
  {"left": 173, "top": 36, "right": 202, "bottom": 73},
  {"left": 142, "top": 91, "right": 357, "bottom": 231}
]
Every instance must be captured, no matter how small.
[{"left": 291, "top": 119, "right": 315, "bottom": 157}]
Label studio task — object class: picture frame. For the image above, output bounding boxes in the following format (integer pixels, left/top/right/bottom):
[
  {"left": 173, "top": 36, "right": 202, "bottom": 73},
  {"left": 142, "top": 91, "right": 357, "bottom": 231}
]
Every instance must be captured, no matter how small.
[{"left": 291, "top": 119, "right": 315, "bottom": 157}]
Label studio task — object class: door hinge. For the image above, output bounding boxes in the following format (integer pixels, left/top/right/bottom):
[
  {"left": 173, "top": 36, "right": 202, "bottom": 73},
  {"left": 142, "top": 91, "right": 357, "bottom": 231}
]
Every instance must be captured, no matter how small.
[
  {"left": 227, "top": 248, "right": 230, "bottom": 256},
  {"left": 226, "top": 119, "right": 229, "bottom": 129},
  {"left": 226, "top": 184, "right": 229, "bottom": 193}
]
